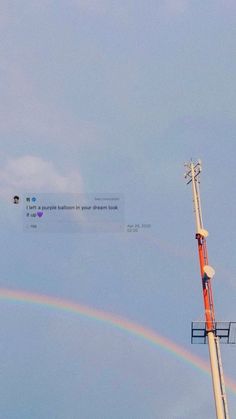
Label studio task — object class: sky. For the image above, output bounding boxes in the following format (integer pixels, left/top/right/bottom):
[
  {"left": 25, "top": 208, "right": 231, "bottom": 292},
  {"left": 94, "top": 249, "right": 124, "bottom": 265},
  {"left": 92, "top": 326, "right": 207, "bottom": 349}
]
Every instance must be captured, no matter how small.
[{"left": 0, "top": 1, "right": 236, "bottom": 418}]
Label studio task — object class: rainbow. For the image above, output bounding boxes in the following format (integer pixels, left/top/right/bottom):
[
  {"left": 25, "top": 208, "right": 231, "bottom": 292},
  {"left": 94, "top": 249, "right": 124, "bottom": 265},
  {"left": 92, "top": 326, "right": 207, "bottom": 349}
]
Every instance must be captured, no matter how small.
[{"left": 0, "top": 287, "right": 236, "bottom": 395}]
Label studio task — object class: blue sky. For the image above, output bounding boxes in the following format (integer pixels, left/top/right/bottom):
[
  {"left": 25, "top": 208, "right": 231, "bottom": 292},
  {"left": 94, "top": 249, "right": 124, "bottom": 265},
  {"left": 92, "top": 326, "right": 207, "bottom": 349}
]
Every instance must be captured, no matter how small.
[{"left": 0, "top": 1, "right": 236, "bottom": 418}]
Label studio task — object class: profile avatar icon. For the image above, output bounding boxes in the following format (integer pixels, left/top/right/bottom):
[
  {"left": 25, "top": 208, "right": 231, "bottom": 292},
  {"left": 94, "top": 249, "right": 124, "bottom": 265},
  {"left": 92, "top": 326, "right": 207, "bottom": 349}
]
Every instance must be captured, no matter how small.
[{"left": 13, "top": 195, "right": 20, "bottom": 204}]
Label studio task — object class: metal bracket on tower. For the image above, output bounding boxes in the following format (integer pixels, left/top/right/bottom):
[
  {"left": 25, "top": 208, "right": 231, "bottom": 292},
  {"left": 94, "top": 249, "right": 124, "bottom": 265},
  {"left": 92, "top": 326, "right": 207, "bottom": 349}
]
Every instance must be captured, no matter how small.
[
  {"left": 184, "top": 159, "right": 202, "bottom": 185},
  {"left": 184, "top": 160, "right": 208, "bottom": 237},
  {"left": 191, "top": 321, "right": 236, "bottom": 344}
]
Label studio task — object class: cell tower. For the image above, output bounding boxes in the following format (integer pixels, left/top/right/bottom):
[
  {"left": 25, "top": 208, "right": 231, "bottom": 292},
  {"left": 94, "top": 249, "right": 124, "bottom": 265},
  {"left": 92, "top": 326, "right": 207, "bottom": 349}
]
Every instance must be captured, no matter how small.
[{"left": 185, "top": 160, "right": 236, "bottom": 419}]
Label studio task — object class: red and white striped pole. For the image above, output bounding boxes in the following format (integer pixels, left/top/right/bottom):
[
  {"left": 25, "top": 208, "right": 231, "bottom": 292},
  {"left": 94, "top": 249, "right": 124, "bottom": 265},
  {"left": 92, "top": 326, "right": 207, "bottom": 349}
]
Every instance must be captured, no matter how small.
[{"left": 185, "top": 160, "right": 229, "bottom": 419}]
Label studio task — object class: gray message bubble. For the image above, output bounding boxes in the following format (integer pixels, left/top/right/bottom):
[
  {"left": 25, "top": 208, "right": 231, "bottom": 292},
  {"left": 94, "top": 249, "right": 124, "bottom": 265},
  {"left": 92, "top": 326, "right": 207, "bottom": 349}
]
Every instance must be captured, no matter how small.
[{"left": 23, "top": 193, "right": 124, "bottom": 233}]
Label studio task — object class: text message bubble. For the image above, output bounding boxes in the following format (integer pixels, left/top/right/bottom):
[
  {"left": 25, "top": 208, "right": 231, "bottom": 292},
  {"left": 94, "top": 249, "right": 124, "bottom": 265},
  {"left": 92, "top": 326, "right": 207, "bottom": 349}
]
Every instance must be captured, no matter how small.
[{"left": 23, "top": 193, "right": 124, "bottom": 233}]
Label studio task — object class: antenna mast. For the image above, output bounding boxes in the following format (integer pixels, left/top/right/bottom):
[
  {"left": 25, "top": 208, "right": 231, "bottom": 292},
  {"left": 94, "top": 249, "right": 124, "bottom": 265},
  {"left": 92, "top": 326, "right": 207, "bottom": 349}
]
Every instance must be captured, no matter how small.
[{"left": 185, "top": 160, "right": 235, "bottom": 419}]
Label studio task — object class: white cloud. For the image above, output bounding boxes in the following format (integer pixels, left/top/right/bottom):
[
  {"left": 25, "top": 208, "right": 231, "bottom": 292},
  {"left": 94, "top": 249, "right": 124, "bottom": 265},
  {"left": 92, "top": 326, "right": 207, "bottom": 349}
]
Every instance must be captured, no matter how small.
[
  {"left": 164, "top": 0, "right": 188, "bottom": 14},
  {"left": 0, "top": 155, "right": 83, "bottom": 198},
  {"left": 72, "top": 0, "right": 109, "bottom": 14},
  {"left": 0, "top": 61, "right": 98, "bottom": 146},
  {"left": 72, "top": 0, "right": 131, "bottom": 22}
]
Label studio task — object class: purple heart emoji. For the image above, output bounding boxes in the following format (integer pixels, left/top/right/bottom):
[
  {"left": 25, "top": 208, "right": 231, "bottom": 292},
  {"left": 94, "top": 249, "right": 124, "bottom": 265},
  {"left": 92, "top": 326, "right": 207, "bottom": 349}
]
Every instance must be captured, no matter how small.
[{"left": 37, "top": 211, "right": 43, "bottom": 218}]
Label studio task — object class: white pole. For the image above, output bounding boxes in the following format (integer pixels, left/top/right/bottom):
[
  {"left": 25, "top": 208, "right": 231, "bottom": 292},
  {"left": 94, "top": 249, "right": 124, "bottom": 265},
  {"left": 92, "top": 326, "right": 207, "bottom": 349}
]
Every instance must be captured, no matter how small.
[
  {"left": 195, "top": 177, "right": 204, "bottom": 230},
  {"left": 215, "top": 336, "right": 230, "bottom": 418},
  {"left": 208, "top": 331, "right": 225, "bottom": 419},
  {"left": 190, "top": 163, "right": 201, "bottom": 234}
]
